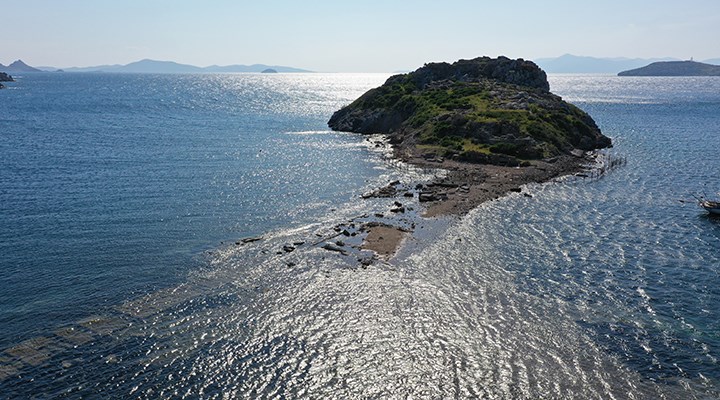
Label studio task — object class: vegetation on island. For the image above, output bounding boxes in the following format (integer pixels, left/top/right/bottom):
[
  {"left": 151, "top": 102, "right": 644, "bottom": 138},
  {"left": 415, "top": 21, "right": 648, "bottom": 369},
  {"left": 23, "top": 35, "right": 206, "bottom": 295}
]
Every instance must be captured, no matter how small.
[{"left": 329, "top": 56, "right": 611, "bottom": 166}]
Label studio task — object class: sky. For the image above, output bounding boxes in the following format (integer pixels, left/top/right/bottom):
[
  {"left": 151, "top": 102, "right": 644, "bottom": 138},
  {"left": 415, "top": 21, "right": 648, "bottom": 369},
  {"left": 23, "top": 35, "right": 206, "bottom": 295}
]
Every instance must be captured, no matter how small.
[{"left": 2, "top": 0, "right": 719, "bottom": 72}]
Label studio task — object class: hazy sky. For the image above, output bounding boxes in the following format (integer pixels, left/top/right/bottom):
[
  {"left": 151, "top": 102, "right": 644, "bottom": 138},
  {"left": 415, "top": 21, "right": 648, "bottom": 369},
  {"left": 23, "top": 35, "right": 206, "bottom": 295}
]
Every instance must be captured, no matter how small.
[{"left": 2, "top": 0, "right": 719, "bottom": 71}]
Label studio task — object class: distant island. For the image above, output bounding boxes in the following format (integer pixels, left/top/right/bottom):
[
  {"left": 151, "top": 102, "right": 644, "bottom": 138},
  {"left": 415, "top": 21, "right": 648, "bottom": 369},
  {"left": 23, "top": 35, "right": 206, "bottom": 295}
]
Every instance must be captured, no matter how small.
[
  {"left": 618, "top": 60, "right": 720, "bottom": 76},
  {"left": 0, "top": 60, "right": 42, "bottom": 73},
  {"left": 0, "top": 58, "right": 310, "bottom": 74},
  {"left": 534, "top": 54, "right": 679, "bottom": 74},
  {"left": 534, "top": 54, "right": 720, "bottom": 74},
  {"left": 261, "top": 68, "right": 278, "bottom": 73},
  {"left": 61, "top": 59, "right": 310, "bottom": 74},
  {"left": 329, "top": 56, "right": 613, "bottom": 216}
]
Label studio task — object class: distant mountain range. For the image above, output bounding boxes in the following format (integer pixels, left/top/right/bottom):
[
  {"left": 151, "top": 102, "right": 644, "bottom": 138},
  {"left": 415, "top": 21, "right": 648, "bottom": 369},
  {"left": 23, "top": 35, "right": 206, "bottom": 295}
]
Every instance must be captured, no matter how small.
[
  {"left": 1, "top": 59, "right": 311, "bottom": 74},
  {"left": 0, "top": 60, "right": 43, "bottom": 73},
  {"left": 534, "top": 54, "right": 720, "bottom": 74},
  {"left": 6, "top": 56, "right": 720, "bottom": 75}
]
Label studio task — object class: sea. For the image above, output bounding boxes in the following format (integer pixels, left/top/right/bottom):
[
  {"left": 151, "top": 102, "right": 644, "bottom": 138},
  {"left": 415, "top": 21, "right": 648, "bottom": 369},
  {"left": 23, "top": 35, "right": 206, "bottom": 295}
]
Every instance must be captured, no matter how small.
[{"left": 1, "top": 72, "right": 719, "bottom": 399}]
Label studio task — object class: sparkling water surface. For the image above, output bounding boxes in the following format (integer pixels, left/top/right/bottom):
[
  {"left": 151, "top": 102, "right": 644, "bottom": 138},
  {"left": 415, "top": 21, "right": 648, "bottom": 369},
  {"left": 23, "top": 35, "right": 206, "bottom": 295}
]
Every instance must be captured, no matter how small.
[{"left": 1, "top": 73, "right": 719, "bottom": 398}]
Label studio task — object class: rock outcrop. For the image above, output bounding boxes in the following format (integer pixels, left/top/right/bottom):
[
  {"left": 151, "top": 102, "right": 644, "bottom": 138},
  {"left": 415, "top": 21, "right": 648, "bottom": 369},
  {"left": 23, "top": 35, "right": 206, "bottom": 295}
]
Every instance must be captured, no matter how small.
[
  {"left": 618, "top": 60, "right": 720, "bottom": 76},
  {"left": 0, "top": 72, "right": 12, "bottom": 89},
  {"left": 329, "top": 56, "right": 611, "bottom": 165}
]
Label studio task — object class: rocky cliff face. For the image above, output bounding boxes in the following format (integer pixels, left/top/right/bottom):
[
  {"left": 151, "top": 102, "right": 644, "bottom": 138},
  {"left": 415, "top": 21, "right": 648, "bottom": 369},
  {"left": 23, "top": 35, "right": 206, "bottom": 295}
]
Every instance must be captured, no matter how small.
[
  {"left": 329, "top": 56, "right": 611, "bottom": 165},
  {"left": 0, "top": 72, "right": 13, "bottom": 82}
]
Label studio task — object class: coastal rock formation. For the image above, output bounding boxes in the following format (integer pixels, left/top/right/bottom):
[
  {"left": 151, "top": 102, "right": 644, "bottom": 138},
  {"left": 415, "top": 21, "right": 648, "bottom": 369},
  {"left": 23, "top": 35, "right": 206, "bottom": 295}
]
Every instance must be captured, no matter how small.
[
  {"left": 328, "top": 56, "right": 611, "bottom": 165},
  {"left": 0, "top": 72, "right": 12, "bottom": 88},
  {"left": 618, "top": 60, "right": 720, "bottom": 76}
]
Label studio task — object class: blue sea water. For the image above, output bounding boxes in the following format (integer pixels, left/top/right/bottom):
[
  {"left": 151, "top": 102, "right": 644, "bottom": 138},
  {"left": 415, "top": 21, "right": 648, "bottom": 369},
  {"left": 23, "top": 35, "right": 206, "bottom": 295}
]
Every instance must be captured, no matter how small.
[
  {"left": 0, "top": 73, "right": 389, "bottom": 344},
  {"left": 1, "top": 72, "right": 719, "bottom": 398}
]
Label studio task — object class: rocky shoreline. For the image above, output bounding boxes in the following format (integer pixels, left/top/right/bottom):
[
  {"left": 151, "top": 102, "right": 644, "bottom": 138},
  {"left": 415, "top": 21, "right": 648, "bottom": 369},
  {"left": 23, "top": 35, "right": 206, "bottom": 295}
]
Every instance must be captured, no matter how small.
[
  {"left": 237, "top": 140, "right": 603, "bottom": 264},
  {"left": 349, "top": 141, "right": 600, "bottom": 258}
]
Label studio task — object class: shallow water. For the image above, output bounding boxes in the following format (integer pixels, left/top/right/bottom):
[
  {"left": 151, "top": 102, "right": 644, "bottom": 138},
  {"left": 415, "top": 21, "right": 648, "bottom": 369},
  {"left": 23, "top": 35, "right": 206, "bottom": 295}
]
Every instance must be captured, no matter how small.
[{"left": 1, "top": 73, "right": 719, "bottom": 398}]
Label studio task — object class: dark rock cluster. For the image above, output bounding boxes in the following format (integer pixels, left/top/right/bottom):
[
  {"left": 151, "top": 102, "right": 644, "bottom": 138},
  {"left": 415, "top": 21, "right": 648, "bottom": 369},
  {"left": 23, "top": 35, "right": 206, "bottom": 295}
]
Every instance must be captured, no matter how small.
[{"left": 0, "top": 72, "right": 12, "bottom": 89}]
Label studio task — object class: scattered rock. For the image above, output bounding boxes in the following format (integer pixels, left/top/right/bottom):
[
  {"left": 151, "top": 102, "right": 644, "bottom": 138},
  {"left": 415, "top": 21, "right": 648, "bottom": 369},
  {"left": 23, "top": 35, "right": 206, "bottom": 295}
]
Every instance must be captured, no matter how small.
[
  {"left": 419, "top": 192, "right": 439, "bottom": 202},
  {"left": 322, "top": 243, "right": 349, "bottom": 256},
  {"left": 283, "top": 245, "right": 295, "bottom": 252},
  {"left": 361, "top": 184, "right": 398, "bottom": 199},
  {"left": 359, "top": 257, "right": 375, "bottom": 267},
  {"left": 335, "top": 240, "right": 345, "bottom": 247},
  {"left": 240, "top": 236, "right": 263, "bottom": 244}
]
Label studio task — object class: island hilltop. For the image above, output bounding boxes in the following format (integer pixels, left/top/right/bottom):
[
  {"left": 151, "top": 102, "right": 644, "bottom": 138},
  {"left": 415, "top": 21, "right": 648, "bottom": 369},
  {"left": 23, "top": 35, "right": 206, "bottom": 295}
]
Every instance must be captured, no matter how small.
[{"left": 329, "top": 56, "right": 612, "bottom": 216}]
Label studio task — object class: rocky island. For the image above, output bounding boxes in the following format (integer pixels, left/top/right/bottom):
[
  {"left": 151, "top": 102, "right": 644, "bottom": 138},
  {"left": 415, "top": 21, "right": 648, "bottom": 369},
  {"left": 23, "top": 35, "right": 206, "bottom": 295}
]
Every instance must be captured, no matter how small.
[
  {"left": 618, "top": 60, "right": 720, "bottom": 76},
  {"left": 327, "top": 56, "right": 613, "bottom": 255},
  {"left": 329, "top": 57, "right": 611, "bottom": 215},
  {"left": 330, "top": 56, "right": 610, "bottom": 167}
]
